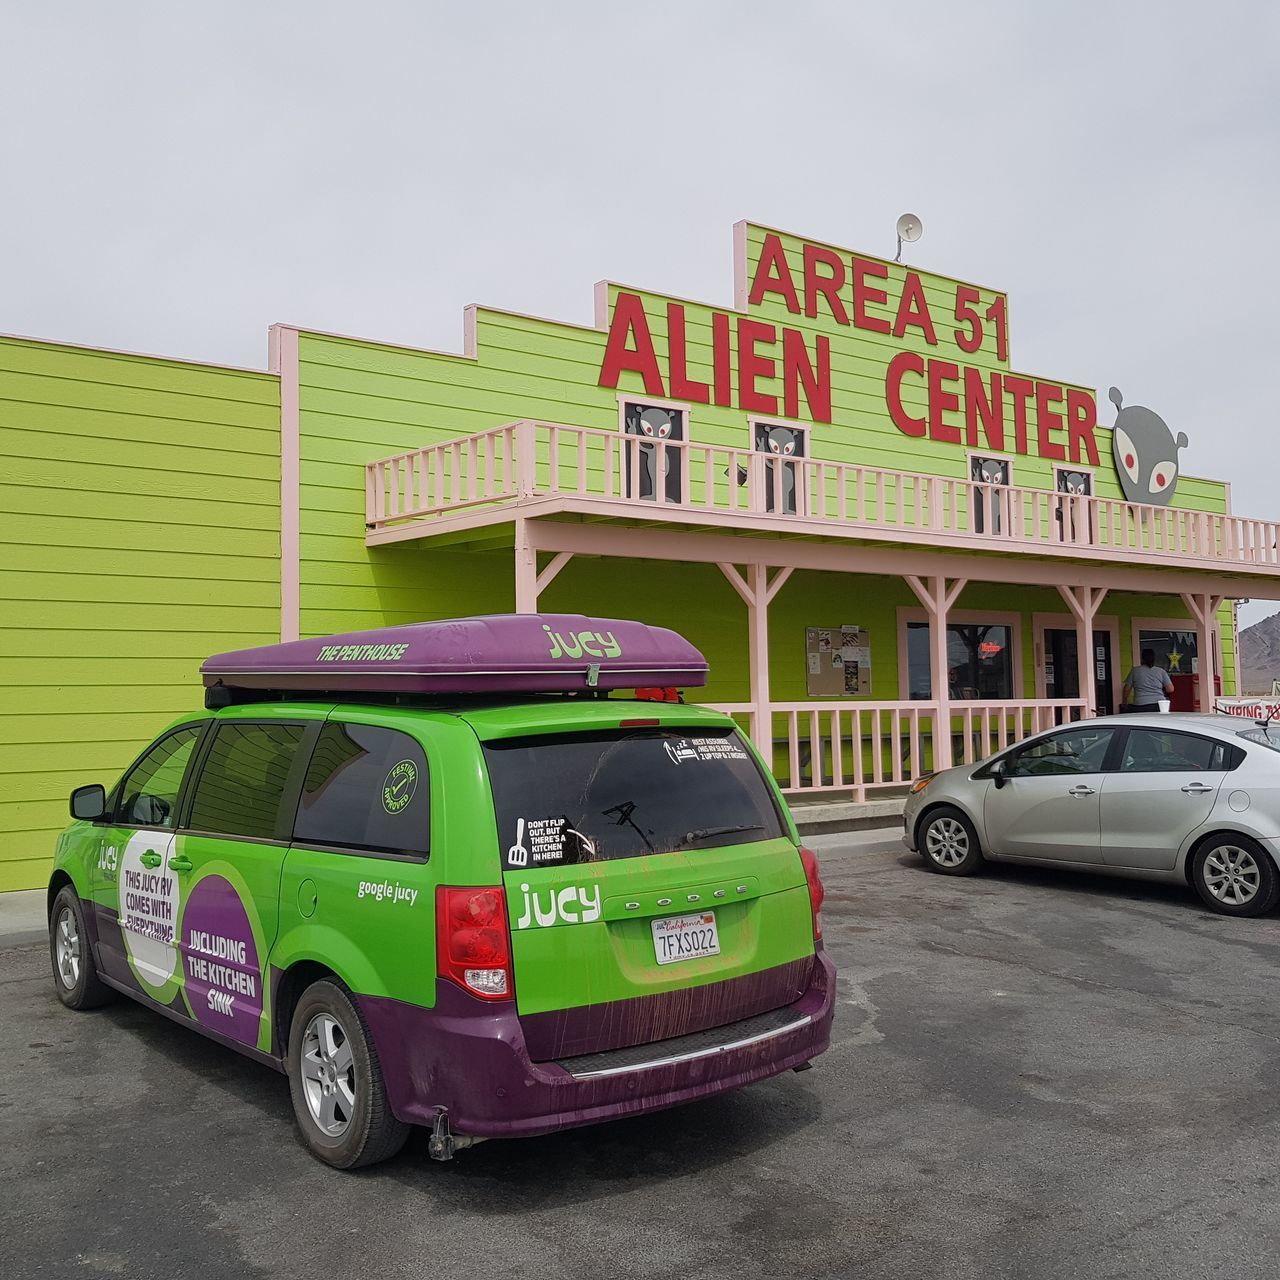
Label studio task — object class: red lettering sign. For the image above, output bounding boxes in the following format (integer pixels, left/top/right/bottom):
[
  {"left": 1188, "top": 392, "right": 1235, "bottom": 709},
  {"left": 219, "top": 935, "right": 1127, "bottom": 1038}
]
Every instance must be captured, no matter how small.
[
  {"left": 738, "top": 318, "right": 779, "bottom": 414},
  {"left": 598, "top": 292, "right": 665, "bottom": 397},
  {"left": 886, "top": 352, "right": 927, "bottom": 438},
  {"left": 748, "top": 234, "right": 800, "bottom": 314}
]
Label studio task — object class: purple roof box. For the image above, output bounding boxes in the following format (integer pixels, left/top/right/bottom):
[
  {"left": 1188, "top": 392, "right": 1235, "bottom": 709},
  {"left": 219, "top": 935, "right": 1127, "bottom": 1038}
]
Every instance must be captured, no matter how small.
[{"left": 201, "top": 613, "right": 708, "bottom": 695}]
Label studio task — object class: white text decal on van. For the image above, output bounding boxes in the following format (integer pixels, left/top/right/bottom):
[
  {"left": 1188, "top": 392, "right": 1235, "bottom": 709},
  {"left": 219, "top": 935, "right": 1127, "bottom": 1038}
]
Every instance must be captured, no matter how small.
[
  {"left": 514, "top": 882, "right": 602, "bottom": 929},
  {"left": 357, "top": 879, "right": 418, "bottom": 906}
]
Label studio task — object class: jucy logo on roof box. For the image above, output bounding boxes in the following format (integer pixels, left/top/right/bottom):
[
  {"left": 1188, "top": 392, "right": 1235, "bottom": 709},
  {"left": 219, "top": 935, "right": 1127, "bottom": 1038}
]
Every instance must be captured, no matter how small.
[{"left": 47, "top": 613, "right": 833, "bottom": 1169}]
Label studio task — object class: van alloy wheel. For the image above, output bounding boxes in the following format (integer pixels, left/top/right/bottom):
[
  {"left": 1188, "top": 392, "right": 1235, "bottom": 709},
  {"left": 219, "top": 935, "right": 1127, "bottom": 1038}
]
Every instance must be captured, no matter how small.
[
  {"left": 1202, "top": 845, "right": 1260, "bottom": 907},
  {"left": 300, "top": 1012, "right": 357, "bottom": 1137},
  {"left": 54, "top": 905, "right": 81, "bottom": 990},
  {"left": 926, "top": 817, "right": 969, "bottom": 868}
]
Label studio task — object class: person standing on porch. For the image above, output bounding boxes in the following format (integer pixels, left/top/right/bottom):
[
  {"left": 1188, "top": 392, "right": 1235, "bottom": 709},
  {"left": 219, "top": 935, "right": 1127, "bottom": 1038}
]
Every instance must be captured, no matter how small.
[{"left": 1123, "top": 649, "right": 1173, "bottom": 712}]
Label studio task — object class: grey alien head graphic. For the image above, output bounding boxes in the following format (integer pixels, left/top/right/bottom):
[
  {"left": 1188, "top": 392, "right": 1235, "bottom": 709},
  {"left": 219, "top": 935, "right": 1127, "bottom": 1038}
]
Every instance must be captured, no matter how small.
[
  {"left": 970, "top": 456, "right": 1009, "bottom": 485},
  {"left": 756, "top": 424, "right": 803, "bottom": 457},
  {"left": 1109, "top": 387, "right": 1187, "bottom": 507},
  {"left": 631, "top": 406, "right": 677, "bottom": 440},
  {"left": 1058, "top": 470, "right": 1090, "bottom": 496}
]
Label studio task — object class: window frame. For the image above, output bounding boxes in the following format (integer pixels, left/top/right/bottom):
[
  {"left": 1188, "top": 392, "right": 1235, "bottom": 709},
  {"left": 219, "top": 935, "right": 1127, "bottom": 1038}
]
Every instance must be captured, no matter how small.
[
  {"left": 178, "top": 718, "right": 318, "bottom": 845},
  {"left": 288, "top": 719, "right": 433, "bottom": 863},
  {"left": 616, "top": 393, "right": 692, "bottom": 505},
  {"left": 989, "top": 724, "right": 1122, "bottom": 779},
  {"left": 897, "top": 607, "right": 1024, "bottom": 701},
  {"left": 108, "top": 721, "right": 211, "bottom": 831},
  {"left": 1115, "top": 726, "right": 1236, "bottom": 775},
  {"left": 746, "top": 416, "right": 811, "bottom": 516}
]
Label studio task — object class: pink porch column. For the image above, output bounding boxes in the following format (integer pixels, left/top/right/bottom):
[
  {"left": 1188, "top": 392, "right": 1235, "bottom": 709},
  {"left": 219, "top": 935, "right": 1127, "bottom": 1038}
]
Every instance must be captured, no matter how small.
[
  {"left": 1181, "top": 592, "right": 1224, "bottom": 711},
  {"left": 905, "top": 575, "right": 966, "bottom": 771},
  {"left": 719, "top": 563, "right": 793, "bottom": 754},
  {"left": 1058, "top": 584, "right": 1107, "bottom": 717}
]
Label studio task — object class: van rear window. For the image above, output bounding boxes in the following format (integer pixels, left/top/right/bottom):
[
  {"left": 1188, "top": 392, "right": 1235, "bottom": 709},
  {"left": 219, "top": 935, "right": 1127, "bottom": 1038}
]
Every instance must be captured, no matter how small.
[{"left": 483, "top": 727, "right": 786, "bottom": 870}]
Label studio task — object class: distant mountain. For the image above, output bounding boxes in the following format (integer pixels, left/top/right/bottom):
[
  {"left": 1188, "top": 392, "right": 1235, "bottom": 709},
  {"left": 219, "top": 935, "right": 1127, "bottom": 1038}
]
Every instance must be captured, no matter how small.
[{"left": 1238, "top": 611, "right": 1280, "bottom": 694}]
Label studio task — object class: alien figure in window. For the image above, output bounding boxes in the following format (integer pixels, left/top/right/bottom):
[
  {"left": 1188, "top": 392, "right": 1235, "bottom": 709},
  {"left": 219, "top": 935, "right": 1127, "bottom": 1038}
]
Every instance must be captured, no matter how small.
[
  {"left": 970, "top": 455, "right": 1010, "bottom": 534},
  {"left": 623, "top": 404, "right": 683, "bottom": 503},
  {"left": 731, "top": 424, "right": 804, "bottom": 514}
]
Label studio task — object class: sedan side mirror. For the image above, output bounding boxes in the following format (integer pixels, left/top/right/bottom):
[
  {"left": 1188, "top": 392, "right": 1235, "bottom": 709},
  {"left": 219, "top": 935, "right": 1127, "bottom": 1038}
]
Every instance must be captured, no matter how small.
[
  {"left": 991, "top": 759, "right": 1009, "bottom": 790},
  {"left": 69, "top": 784, "right": 107, "bottom": 822}
]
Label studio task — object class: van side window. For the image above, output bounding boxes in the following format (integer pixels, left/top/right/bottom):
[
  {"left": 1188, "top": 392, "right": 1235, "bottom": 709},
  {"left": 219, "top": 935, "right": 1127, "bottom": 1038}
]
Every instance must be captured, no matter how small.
[
  {"left": 293, "top": 723, "right": 430, "bottom": 857},
  {"left": 114, "top": 726, "right": 203, "bottom": 828},
  {"left": 187, "top": 723, "right": 306, "bottom": 841}
]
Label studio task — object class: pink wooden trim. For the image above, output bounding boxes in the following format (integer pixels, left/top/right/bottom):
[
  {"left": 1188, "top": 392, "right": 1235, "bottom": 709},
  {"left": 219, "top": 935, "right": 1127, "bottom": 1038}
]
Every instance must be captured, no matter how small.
[
  {"left": 519, "top": 505, "right": 1280, "bottom": 601},
  {"left": 271, "top": 324, "right": 301, "bottom": 643},
  {"left": 733, "top": 220, "right": 751, "bottom": 311},
  {"left": 0, "top": 326, "right": 271, "bottom": 376}
]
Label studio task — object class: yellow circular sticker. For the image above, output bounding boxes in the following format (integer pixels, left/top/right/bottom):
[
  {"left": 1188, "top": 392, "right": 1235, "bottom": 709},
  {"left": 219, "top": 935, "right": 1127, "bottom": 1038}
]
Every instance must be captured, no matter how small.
[{"left": 382, "top": 759, "right": 418, "bottom": 815}]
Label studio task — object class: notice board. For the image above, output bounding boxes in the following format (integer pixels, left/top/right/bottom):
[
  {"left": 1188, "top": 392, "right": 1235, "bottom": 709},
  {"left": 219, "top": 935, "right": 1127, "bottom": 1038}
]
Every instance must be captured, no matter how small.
[{"left": 806, "top": 625, "right": 872, "bottom": 697}]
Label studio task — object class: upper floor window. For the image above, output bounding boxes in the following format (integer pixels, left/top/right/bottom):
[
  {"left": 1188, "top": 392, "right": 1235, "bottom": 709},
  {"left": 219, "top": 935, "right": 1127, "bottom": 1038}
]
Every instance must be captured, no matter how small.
[
  {"left": 621, "top": 401, "right": 685, "bottom": 503},
  {"left": 969, "top": 454, "right": 1011, "bottom": 534},
  {"left": 751, "top": 421, "right": 807, "bottom": 515}
]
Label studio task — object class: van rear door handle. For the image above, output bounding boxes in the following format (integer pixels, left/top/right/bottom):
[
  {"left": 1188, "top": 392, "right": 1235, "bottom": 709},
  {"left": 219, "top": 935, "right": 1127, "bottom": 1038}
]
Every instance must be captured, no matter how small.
[
  {"left": 168, "top": 854, "right": 193, "bottom": 872},
  {"left": 1181, "top": 782, "right": 1214, "bottom": 794},
  {"left": 1067, "top": 785, "right": 1095, "bottom": 797},
  {"left": 139, "top": 851, "right": 162, "bottom": 869}
]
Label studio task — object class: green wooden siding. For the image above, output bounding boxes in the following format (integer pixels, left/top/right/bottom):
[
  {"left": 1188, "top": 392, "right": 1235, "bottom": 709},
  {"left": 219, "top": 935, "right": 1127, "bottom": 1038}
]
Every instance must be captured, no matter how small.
[{"left": 0, "top": 336, "right": 280, "bottom": 891}]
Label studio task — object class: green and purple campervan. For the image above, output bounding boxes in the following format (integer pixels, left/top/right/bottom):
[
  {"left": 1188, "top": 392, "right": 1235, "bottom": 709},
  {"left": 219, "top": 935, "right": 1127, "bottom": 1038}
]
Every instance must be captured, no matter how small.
[{"left": 47, "top": 614, "right": 834, "bottom": 1167}]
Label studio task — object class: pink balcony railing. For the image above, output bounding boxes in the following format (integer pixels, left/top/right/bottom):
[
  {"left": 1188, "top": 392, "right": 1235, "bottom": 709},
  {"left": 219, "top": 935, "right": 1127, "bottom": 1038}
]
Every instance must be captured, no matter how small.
[
  {"left": 708, "top": 698, "right": 1088, "bottom": 797},
  {"left": 366, "top": 420, "right": 1280, "bottom": 570}
]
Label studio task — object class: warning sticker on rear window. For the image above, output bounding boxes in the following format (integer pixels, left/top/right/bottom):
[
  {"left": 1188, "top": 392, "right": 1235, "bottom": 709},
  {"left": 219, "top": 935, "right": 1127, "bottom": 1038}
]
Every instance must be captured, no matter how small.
[{"left": 663, "top": 737, "right": 749, "bottom": 765}]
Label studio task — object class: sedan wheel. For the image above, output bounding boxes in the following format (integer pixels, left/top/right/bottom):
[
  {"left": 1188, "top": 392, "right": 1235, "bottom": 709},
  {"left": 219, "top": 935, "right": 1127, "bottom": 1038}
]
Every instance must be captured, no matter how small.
[
  {"left": 1192, "top": 836, "right": 1280, "bottom": 917},
  {"left": 919, "top": 806, "right": 984, "bottom": 876}
]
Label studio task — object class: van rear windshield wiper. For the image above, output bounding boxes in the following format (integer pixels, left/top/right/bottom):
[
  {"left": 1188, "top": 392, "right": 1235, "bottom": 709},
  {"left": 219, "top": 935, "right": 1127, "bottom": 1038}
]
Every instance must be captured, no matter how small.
[{"left": 679, "top": 823, "right": 765, "bottom": 847}]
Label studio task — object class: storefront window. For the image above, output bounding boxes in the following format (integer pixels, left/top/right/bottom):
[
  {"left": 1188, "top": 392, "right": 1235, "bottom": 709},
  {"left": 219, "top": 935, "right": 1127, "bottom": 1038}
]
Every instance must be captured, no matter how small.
[
  {"left": 1137, "top": 628, "right": 1198, "bottom": 677},
  {"left": 907, "top": 622, "right": 1014, "bottom": 700}
]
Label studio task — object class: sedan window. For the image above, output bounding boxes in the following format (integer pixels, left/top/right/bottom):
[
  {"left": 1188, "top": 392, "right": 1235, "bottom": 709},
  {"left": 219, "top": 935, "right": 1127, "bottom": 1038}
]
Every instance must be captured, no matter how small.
[
  {"left": 1005, "top": 727, "right": 1115, "bottom": 777},
  {"left": 1121, "top": 729, "right": 1226, "bottom": 773}
]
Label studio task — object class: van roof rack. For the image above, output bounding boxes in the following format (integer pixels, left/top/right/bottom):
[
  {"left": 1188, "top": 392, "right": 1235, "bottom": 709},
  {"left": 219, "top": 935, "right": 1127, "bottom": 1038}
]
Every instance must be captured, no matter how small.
[{"left": 201, "top": 614, "right": 708, "bottom": 703}]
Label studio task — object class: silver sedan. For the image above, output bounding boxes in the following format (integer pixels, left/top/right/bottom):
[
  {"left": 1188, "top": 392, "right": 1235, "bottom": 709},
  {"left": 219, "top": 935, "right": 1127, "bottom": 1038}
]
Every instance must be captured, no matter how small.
[{"left": 902, "top": 713, "right": 1280, "bottom": 916}]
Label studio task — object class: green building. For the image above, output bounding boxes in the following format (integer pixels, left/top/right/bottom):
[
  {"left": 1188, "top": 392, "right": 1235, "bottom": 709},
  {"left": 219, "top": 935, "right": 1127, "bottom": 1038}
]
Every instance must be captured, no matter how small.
[{"left": 3, "top": 220, "right": 1271, "bottom": 892}]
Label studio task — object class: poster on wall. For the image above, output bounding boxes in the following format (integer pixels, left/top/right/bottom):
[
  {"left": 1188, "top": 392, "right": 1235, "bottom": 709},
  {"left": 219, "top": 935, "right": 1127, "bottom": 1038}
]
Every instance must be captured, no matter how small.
[{"left": 806, "top": 625, "right": 871, "bottom": 696}]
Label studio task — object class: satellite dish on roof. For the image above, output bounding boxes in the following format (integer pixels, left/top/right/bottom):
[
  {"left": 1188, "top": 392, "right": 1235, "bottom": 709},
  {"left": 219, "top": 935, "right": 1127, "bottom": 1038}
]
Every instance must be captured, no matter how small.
[{"left": 895, "top": 212, "right": 922, "bottom": 263}]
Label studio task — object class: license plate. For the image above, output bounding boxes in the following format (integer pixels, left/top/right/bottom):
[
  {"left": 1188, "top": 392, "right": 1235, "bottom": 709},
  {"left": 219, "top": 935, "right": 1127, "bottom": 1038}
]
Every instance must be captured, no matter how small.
[{"left": 651, "top": 911, "right": 720, "bottom": 965}]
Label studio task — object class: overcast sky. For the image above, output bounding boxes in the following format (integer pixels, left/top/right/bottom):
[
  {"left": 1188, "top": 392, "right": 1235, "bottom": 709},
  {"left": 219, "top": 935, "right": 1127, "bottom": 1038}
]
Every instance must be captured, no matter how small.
[{"left": 4, "top": 2, "right": 1278, "bottom": 620}]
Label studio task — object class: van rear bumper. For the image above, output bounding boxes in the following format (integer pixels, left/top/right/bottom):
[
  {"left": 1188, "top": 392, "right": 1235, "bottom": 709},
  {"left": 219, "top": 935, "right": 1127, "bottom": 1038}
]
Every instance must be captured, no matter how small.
[{"left": 358, "top": 950, "right": 836, "bottom": 1139}]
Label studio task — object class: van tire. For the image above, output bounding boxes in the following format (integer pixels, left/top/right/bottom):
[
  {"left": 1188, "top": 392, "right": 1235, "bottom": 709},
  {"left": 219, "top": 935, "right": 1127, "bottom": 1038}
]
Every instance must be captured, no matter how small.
[
  {"left": 49, "top": 885, "right": 112, "bottom": 1010},
  {"left": 918, "top": 806, "right": 985, "bottom": 876},
  {"left": 286, "top": 978, "right": 409, "bottom": 1169}
]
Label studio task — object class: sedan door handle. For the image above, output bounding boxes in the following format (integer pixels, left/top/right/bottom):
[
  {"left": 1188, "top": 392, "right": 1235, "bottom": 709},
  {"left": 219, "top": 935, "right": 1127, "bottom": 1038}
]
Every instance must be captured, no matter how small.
[
  {"left": 1181, "top": 782, "right": 1214, "bottom": 794},
  {"left": 167, "top": 854, "right": 193, "bottom": 872},
  {"left": 1067, "top": 785, "right": 1096, "bottom": 797}
]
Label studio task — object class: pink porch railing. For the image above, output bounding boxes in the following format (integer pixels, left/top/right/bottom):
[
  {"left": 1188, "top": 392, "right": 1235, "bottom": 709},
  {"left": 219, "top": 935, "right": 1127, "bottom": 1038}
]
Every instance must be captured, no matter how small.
[
  {"left": 709, "top": 698, "right": 1088, "bottom": 798},
  {"left": 366, "top": 420, "right": 1280, "bottom": 570}
]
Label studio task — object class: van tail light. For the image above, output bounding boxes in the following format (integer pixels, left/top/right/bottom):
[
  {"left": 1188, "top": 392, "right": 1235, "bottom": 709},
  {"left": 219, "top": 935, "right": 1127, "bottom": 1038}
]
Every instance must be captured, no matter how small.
[
  {"left": 436, "top": 886, "right": 513, "bottom": 1001},
  {"left": 798, "top": 845, "right": 825, "bottom": 941}
]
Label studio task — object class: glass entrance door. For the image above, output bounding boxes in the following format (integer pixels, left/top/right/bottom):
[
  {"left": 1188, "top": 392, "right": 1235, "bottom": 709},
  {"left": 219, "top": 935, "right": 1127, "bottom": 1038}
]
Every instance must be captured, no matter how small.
[{"left": 1045, "top": 628, "right": 1114, "bottom": 717}]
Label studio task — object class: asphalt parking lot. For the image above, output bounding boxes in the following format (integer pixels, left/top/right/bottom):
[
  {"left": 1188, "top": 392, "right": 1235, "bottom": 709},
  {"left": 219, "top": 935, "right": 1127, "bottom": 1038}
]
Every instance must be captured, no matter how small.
[{"left": 4, "top": 830, "right": 1280, "bottom": 1280}]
